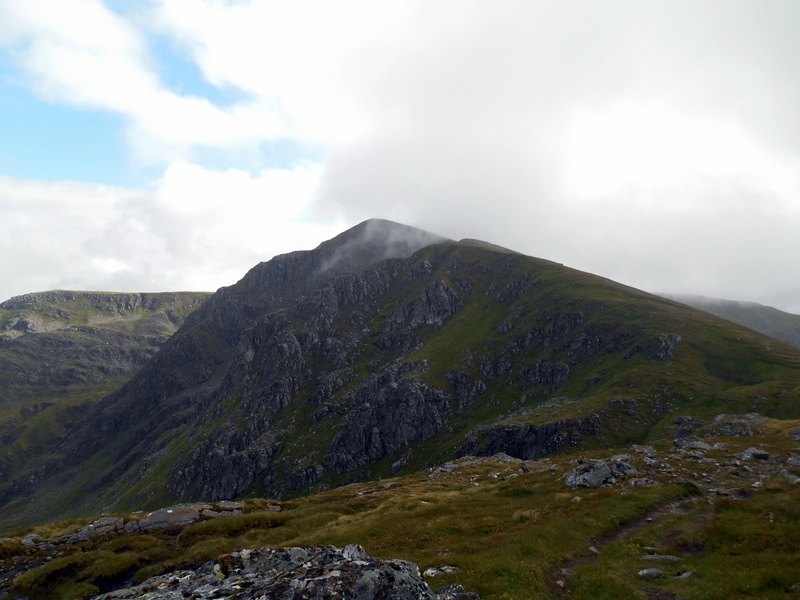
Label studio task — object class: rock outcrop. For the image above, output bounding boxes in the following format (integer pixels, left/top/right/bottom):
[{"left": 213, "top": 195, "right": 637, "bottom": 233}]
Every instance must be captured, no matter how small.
[
  {"left": 564, "top": 460, "right": 613, "bottom": 488},
  {"left": 91, "top": 544, "right": 479, "bottom": 600}
]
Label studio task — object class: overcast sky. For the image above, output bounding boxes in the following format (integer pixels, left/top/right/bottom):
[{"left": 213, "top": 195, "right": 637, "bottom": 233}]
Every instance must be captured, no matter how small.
[{"left": 1, "top": 1, "right": 799, "bottom": 313}]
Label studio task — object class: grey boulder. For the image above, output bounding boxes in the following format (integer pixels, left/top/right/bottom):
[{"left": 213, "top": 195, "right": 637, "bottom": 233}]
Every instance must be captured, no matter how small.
[
  {"left": 91, "top": 544, "right": 478, "bottom": 600},
  {"left": 564, "top": 460, "right": 613, "bottom": 488}
]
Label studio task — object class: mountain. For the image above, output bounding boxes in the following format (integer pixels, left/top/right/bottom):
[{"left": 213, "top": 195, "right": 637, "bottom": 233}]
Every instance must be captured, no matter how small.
[
  {"left": 0, "top": 291, "right": 211, "bottom": 521},
  {"left": 664, "top": 293, "right": 800, "bottom": 349},
  {"left": 1, "top": 219, "right": 799, "bottom": 533},
  {"left": 0, "top": 290, "right": 211, "bottom": 397}
]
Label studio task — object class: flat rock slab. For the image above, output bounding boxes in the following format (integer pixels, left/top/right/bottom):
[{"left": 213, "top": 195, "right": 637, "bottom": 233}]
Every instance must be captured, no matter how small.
[
  {"left": 136, "top": 503, "right": 212, "bottom": 530},
  {"left": 641, "top": 554, "right": 682, "bottom": 562},
  {"left": 63, "top": 502, "right": 248, "bottom": 543}
]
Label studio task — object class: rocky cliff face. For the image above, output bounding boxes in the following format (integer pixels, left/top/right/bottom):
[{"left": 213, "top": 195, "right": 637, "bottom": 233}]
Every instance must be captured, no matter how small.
[
  {"left": 0, "top": 291, "right": 210, "bottom": 395},
  {"left": 3, "top": 220, "right": 800, "bottom": 529},
  {"left": 0, "top": 291, "right": 210, "bottom": 507}
]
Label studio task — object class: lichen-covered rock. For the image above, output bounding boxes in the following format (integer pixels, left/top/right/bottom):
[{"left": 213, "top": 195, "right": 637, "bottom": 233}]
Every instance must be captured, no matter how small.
[
  {"left": 564, "top": 460, "right": 613, "bottom": 488},
  {"left": 135, "top": 503, "right": 212, "bottom": 530},
  {"left": 435, "top": 584, "right": 480, "bottom": 600},
  {"left": 90, "top": 544, "right": 478, "bottom": 600},
  {"left": 62, "top": 502, "right": 248, "bottom": 543},
  {"left": 68, "top": 517, "right": 125, "bottom": 542},
  {"left": 628, "top": 477, "right": 658, "bottom": 486},
  {"left": 610, "top": 460, "right": 638, "bottom": 478},
  {"left": 20, "top": 534, "right": 45, "bottom": 547}
]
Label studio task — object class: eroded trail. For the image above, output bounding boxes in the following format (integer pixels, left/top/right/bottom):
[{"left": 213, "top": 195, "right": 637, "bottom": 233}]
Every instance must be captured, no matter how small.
[{"left": 546, "top": 495, "right": 710, "bottom": 599}]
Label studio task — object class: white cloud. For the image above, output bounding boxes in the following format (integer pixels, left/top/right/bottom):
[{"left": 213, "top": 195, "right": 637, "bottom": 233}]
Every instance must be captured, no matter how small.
[
  {"left": 0, "top": 165, "right": 342, "bottom": 300},
  {"left": 0, "top": 0, "right": 293, "bottom": 161},
  {"left": 144, "top": 0, "right": 416, "bottom": 143},
  {"left": 2, "top": 0, "right": 800, "bottom": 314},
  {"left": 560, "top": 101, "right": 800, "bottom": 209}
]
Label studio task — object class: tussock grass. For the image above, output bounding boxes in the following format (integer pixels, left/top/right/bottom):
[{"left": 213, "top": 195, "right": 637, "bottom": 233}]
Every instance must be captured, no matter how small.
[
  {"left": 0, "top": 538, "right": 24, "bottom": 560},
  {"left": 177, "top": 511, "right": 285, "bottom": 547},
  {"left": 7, "top": 442, "right": 800, "bottom": 600},
  {"left": 561, "top": 477, "right": 800, "bottom": 600}
]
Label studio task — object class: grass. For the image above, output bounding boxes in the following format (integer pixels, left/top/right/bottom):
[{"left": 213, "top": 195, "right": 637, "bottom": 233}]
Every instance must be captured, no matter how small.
[
  {"left": 5, "top": 423, "right": 800, "bottom": 600},
  {"left": 2, "top": 453, "right": 685, "bottom": 599},
  {"left": 564, "top": 482, "right": 800, "bottom": 600}
]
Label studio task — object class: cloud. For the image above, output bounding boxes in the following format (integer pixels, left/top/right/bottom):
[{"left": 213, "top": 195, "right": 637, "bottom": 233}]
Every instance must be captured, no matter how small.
[
  {"left": 559, "top": 102, "right": 800, "bottom": 205},
  {"left": 307, "top": 1, "right": 800, "bottom": 312},
  {"left": 0, "top": 176, "right": 145, "bottom": 295},
  {"left": 2, "top": 0, "right": 800, "bottom": 314},
  {"left": 144, "top": 0, "right": 412, "bottom": 143},
  {"left": 0, "top": 164, "right": 342, "bottom": 300},
  {"left": 0, "top": 0, "right": 290, "bottom": 161}
]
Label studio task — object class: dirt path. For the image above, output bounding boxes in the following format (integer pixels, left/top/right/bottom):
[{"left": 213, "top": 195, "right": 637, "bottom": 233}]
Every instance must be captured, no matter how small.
[{"left": 545, "top": 496, "right": 707, "bottom": 599}]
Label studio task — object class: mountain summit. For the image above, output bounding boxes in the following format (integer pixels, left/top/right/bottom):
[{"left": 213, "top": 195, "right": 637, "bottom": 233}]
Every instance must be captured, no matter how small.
[{"left": 2, "top": 220, "right": 799, "bottom": 529}]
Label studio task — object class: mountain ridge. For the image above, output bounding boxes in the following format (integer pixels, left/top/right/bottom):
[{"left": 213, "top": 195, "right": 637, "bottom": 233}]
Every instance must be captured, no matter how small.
[
  {"left": 663, "top": 292, "right": 800, "bottom": 349},
  {"left": 1, "top": 220, "right": 799, "bottom": 532},
  {"left": 0, "top": 290, "right": 212, "bottom": 522}
]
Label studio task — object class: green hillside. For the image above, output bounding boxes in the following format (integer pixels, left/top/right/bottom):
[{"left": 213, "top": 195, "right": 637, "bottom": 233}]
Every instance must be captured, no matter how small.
[
  {"left": 1, "top": 222, "right": 800, "bottom": 599},
  {"left": 664, "top": 294, "right": 800, "bottom": 350},
  {"left": 3, "top": 235, "right": 797, "bottom": 531}
]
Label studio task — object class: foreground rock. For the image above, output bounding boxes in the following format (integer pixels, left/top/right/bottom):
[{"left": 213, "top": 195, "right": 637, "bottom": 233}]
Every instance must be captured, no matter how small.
[{"left": 92, "top": 544, "right": 478, "bottom": 600}]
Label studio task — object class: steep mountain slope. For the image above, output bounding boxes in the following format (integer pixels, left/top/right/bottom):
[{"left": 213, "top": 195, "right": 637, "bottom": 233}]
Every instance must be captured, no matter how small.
[
  {"left": 0, "top": 291, "right": 210, "bottom": 516},
  {"left": 1, "top": 220, "right": 799, "bottom": 532},
  {"left": 664, "top": 293, "right": 800, "bottom": 349},
  {"left": 0, "top": 220, "right": 449, "bottom": 527}
]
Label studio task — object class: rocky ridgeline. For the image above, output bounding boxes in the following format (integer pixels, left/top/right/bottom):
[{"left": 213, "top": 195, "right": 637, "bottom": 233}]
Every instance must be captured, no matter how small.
[
  {"left": 5, "top": 218, "right": 800, "bottom": 534},
  {"left": 91, "top": 544, "right": 479, "bottom": 600},
  {"left": 9, "top": 501, "right": 262, "bottom": 551},
  {"left": 0, "top": 291, "right": 209, "bottom": 340},
  {"left": 426, "top": 415, "right": 800, "bottom": 495},
  {"left": 558, "top": 420, "right": 800, "bottom": 493},
  {"left": 167, "top": 246, "right": 685, "bottom": 503}
]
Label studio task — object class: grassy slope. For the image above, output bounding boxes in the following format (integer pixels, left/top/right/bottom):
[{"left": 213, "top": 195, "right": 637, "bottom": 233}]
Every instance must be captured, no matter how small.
[
  {"left": 664, "top": 294, "right": 800, "bottom": 350},
  {"left": 399, "top": 244, "right": 800, "bottom": 466},
  {"left": 3, "top": 251, "right": 800, "bottom": 598},
  {"left": 3, "top": 420, "right": 800, "bottom": 600}
]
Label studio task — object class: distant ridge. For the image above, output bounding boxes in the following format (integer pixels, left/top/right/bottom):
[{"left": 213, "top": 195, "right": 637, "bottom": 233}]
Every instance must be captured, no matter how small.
[{"left": 664, "top": 293, "right": 800, "bottom": 349}]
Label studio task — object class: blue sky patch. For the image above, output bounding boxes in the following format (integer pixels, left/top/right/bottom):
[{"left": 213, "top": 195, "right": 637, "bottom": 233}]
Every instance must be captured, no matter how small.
[
  {"left": 146, "top": 32, "right": 247, "bottom": 108},
  {"left": 0, "top": 69, "right": 143, "bottom": 186}
]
